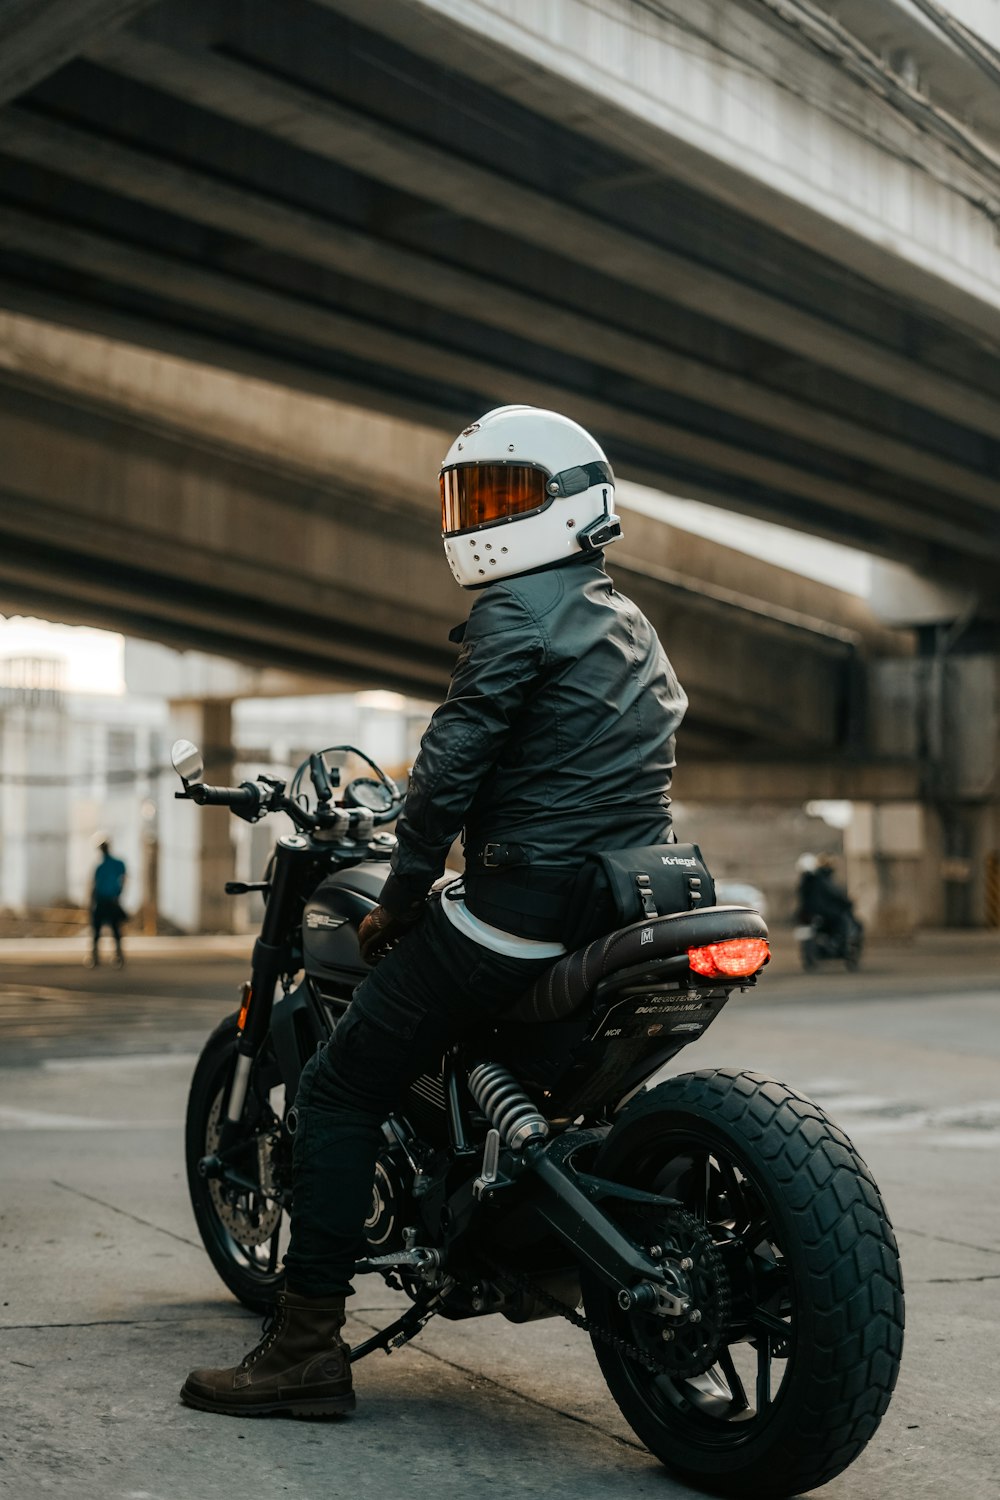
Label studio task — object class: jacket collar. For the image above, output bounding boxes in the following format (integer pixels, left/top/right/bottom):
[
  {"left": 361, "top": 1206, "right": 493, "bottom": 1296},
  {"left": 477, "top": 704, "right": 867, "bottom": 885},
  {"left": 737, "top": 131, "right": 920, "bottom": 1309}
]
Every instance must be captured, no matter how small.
[{"left": 448, "top": 551, "right": 607, "bottom": 643}]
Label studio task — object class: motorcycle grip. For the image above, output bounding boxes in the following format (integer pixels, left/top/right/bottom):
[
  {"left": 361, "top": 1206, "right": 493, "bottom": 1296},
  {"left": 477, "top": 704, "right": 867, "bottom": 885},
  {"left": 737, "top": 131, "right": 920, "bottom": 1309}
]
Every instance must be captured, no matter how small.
[{"left": 190, "top": 782, "right": 259, "bottom": 809}]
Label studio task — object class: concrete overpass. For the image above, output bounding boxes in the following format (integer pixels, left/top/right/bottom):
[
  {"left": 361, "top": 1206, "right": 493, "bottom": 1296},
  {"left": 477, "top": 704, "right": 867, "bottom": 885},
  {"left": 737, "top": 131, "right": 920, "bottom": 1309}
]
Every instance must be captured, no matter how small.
[
  {"left": 0, "top": 311, "right": 909, "bottom": 775},
  {"left": 0, "top": 0, "right": 998, "bottom": 607}
]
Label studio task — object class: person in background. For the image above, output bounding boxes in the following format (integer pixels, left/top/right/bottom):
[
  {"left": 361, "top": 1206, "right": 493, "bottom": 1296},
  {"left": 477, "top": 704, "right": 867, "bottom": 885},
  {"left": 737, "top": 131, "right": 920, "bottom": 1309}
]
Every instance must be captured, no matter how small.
[
  {"left": 814, "top": 854, "right": 862, "bottom": 946},
  {"left": 89, "top": 836, "right": 127, "bottom": 968},
  {"left": 797, "top": 852, "right": 860, "bottom": 946},
  {"left": 796, "top": 853, "right": 822, "bottom": 925}
]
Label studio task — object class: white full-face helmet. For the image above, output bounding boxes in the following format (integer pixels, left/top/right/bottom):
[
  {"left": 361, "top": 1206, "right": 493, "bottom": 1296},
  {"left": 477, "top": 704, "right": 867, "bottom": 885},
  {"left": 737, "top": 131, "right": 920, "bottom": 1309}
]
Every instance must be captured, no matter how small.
[{"left": 440, "top": 405, "right": 622, "bottom": 588}]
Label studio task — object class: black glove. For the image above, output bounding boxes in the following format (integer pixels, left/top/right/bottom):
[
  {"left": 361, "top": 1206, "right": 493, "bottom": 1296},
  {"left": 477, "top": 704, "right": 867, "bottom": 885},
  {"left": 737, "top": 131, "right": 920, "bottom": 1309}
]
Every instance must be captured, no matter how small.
[{"left": 358, "top": 904, "right": 416, "bottom": 966}]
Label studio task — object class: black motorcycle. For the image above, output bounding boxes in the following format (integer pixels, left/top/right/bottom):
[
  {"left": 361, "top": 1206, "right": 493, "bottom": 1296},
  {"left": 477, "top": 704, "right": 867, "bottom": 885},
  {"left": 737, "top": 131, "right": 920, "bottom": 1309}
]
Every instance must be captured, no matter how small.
[
  {"left": 798, "top": 914, "right": 864, "bottom": 973},
  {"left": 173, "top": 739, "right": 902, "bottom": 1499}
]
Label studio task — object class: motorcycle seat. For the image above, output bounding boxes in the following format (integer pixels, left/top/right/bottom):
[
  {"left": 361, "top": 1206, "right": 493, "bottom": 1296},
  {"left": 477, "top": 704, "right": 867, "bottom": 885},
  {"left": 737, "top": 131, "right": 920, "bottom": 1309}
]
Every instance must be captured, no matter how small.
[{"left": 507, "top": 905, "right": 768, "bottom": 1025}]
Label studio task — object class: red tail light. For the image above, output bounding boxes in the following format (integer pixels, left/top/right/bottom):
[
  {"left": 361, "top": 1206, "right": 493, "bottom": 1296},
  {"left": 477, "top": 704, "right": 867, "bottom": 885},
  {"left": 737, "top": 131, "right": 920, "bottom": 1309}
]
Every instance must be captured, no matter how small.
[{"left": 687, "top": 938, "right": 770, "bottom": 979}]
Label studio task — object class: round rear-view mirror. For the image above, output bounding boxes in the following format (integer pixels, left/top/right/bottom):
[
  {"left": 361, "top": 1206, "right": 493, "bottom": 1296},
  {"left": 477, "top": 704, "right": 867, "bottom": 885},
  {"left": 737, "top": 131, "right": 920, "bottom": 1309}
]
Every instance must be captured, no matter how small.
[{"left": 171, "top": 738, "right": 205, "bottom": 784}]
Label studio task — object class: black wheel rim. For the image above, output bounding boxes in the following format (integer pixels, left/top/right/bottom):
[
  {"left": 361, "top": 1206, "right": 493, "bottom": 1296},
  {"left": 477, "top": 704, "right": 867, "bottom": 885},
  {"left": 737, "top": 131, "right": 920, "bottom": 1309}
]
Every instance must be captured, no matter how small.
[{"left": 596, "top": 1124, "right": 796, "bottom": 1450}]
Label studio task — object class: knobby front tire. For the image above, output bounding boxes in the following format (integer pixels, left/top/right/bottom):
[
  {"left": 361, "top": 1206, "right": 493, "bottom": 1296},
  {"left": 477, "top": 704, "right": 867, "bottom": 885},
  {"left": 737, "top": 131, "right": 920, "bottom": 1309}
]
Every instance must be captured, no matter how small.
[
  {"left": 582, "top": 1068, "right": 904, "bottom": 1498},
  {"left": 185, "top": 1011, "right": 288, "bottom": 1312}
]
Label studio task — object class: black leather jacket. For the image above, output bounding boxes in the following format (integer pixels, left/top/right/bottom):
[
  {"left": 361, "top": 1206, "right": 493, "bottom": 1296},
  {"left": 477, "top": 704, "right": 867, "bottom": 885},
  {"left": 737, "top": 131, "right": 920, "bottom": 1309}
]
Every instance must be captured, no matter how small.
[{"left": 380, "top": 551, "right": 688, "bottom": 938}]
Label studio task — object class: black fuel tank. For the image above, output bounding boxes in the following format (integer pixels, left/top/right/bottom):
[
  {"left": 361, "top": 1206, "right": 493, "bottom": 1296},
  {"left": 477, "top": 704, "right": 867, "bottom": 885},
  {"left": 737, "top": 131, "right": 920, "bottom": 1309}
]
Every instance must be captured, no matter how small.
[{"left": 302, "top": 862, "right": 387, "bottom": 982}]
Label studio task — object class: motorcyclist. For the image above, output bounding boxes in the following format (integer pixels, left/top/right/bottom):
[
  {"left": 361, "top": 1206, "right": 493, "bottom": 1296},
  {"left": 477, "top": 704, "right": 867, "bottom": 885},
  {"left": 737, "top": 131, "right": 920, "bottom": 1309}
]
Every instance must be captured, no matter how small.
[
  {"left": 797, "top": 853, "right": 860, "bottom": 949},
  {"left": 181, "top": 404, "right": 688, "bottom": 1419}
]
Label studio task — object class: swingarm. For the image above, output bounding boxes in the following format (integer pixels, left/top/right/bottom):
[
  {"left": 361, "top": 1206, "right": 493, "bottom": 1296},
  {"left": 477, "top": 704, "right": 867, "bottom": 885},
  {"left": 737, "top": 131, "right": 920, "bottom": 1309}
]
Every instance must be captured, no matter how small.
[{"left": 466, "top": 1062, "right": 689, "bottom": 1316}]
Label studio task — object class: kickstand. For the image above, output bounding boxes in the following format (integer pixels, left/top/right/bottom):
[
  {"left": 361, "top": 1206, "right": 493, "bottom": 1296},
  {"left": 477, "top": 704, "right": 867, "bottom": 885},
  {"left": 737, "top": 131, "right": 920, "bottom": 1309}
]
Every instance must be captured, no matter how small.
[{"left": 349, "top": 1292, "right": 438, "bottom": 1363}]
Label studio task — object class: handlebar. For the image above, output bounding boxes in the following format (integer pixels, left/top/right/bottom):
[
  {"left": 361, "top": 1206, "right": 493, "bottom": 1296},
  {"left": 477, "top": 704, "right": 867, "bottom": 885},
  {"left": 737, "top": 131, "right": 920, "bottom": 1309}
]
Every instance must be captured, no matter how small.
[
  {"left": 176, "top": 778, "right": 402, "bottom": 831},
  {"left": 281, "top": 794, "right": 403, "bottom": 833},
  {"left": 186, "top": 782, "right": 262, "bottom": 810}
]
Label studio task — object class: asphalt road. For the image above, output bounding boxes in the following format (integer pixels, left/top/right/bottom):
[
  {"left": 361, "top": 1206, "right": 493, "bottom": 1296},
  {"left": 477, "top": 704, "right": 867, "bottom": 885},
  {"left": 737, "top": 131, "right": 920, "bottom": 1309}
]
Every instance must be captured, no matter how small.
[{"left": 1, "top": 937, "right": 998, "bottom": 1499}]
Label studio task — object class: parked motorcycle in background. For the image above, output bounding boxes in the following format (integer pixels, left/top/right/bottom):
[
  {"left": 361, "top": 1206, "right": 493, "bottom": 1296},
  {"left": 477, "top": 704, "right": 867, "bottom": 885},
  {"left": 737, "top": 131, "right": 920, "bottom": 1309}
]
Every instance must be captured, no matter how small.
[{"left": 172, "top": 739, "right": 903, "bottom": 1499}]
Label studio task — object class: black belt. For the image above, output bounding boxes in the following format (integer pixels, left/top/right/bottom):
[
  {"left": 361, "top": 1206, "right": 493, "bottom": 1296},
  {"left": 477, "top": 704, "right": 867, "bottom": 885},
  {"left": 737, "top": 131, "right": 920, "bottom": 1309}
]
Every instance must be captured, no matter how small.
[
  {"left": 475, "top": 841, "right": 530, "bottom": 870},
  {"left": 464, "top": 864, "right": 574, "bottom": 940}
]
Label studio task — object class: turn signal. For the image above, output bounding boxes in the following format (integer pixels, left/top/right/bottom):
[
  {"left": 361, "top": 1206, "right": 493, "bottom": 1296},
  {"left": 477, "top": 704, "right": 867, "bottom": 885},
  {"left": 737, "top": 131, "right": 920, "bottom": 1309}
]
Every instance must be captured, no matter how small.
[{"left": 687, "top": 938, "right": 770, "bottom": 979}]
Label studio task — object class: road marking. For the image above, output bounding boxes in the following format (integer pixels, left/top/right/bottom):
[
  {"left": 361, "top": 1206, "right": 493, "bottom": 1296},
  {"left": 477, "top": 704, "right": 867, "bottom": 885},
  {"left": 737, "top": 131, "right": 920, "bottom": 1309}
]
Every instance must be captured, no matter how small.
[
  {"left": 799, "top": 1077, "right": 856, "bottom": 1096},
  {"left": 805, "top": 1093, "right": 904, "bottom": 1115},
  {"left": 0, "top": 1106, "right": 175, "bottom": 1129},
  {"left": 802, "top": 1080, "right": 1000, "bottom": 1148},
  {"left": 42, "top": 1053, "right": 198, "bottom": 1071}
]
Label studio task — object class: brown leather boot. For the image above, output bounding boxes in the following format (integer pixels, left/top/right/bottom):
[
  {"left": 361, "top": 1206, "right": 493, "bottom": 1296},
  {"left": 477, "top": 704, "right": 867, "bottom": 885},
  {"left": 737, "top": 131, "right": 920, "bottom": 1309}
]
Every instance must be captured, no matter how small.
[{"left": 180, "top": 1289, "right": 355, "bottom": 1418}]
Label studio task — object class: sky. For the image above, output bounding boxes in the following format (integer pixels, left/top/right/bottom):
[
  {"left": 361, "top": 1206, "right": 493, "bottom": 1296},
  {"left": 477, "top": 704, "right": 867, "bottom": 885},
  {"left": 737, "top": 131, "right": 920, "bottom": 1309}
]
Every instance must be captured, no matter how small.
[{"left": 0, "top": 492, "right": 873, "bottom": 695}]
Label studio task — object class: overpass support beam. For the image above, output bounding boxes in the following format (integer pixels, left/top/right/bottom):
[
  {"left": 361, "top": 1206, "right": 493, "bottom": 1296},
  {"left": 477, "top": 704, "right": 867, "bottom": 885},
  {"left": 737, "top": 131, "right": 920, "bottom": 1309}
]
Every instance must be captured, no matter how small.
[
  {"left": 870, "top": 652, "right": 1000, "bottom": 928},
  {"left": 923, "top": 800, "right": 1000, "bottom": 931},
  {"left": 843, "top": 804, "right": 927, "bottom": 937},
  {"left": 860, "top": 647, "right": 1000, "bottom": 934},
  {"left": 836, "top": 798, "right": 1000, "bottom": 936},
  {"left": 159, "top": 699, "right": 235, "bottom": 934}
]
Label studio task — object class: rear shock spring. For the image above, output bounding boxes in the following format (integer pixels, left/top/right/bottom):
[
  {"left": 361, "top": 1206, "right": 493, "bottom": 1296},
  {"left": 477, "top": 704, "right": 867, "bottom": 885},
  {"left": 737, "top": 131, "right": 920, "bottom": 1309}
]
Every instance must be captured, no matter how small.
[{"left": 467, "top": 1061, "right": 549, "bottom": 1151}]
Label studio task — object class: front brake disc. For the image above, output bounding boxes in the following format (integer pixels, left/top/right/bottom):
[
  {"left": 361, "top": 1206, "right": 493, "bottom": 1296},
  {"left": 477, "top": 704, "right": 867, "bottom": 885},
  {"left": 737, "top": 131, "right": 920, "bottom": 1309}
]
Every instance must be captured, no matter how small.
[{"left": 205, "top": 1089, "right": 282, "bottom": 1246}]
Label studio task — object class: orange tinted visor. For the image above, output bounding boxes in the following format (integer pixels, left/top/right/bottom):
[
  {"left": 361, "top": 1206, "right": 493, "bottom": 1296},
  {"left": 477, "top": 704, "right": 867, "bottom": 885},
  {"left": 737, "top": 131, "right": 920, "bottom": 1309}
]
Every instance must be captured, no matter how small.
[{"left": 441, "top": 464, "right": 549, "bottom": 535}]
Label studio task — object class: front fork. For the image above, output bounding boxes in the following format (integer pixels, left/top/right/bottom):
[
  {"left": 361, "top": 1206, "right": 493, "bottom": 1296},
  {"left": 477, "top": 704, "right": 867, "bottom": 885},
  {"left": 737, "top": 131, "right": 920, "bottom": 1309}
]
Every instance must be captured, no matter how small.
[{"left": 220, "top": 834, "right": 314, "bottom": 1140}]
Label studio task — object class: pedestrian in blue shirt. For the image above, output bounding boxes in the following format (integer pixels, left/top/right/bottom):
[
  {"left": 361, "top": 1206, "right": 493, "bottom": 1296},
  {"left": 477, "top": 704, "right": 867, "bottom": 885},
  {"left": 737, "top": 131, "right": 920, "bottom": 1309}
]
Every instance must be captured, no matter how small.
[{"left": 89, "top": 838, "right": 127, "bottom": 968}]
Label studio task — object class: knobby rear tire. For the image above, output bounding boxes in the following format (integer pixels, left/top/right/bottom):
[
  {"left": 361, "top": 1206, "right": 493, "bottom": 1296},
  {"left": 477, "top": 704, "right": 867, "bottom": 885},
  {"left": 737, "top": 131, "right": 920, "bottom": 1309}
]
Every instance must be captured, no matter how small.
[{"left": 584, "top": 1068, "right": 904, "bottom": 1498}]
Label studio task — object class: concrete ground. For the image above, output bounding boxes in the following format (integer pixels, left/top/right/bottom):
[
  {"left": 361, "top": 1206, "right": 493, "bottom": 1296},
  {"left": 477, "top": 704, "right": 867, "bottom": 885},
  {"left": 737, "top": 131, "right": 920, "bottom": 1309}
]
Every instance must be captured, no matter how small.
[{"left": 1, "top": 932, "right": 998, "bottom": 1499}]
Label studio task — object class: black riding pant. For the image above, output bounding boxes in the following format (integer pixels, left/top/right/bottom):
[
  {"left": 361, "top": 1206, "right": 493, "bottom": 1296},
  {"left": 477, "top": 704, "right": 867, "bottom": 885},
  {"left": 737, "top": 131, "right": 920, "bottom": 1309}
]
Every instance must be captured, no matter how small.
[{"left": 283, "top": 901, "right": 551, "bottom": 1298}]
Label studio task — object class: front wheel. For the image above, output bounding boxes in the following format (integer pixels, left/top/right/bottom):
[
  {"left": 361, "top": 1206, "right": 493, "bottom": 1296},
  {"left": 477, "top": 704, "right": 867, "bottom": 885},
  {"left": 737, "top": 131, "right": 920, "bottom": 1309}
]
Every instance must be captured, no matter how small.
[
  {"left": 185, "top": 1011, "right": 290, "bottom": 1311},
  {"left": 582, "top": 1069, "right": 903, "bottom": 1498}
]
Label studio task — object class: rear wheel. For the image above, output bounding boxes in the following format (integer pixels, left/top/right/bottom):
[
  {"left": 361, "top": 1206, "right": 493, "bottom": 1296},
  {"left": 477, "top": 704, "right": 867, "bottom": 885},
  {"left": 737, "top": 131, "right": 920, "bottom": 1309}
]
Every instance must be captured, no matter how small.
[
  {"left": 185, "top": 1012, "right": 289, "bottom": 1311},
  {"left": 582, "top": 1068, "right": 903, "bottom": 1498}
]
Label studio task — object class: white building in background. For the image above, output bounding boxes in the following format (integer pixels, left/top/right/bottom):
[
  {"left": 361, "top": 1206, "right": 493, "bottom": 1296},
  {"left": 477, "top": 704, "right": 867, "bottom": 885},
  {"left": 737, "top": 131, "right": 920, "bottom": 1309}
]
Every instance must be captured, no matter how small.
[
  {"left": 0, "top": 656, "right": 168, "bottom": 916},
  {"left": 0, "top": 639, "right": 432, "bottom": 929}
]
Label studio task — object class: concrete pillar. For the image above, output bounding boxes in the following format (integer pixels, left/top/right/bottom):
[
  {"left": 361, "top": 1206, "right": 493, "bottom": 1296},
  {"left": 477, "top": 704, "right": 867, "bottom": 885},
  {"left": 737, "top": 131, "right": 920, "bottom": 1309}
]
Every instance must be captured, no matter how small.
[
  {"left": 924, "top": 653, "right": 1000, "bottom": 928},
  {"left": 984, "top": 805, "right": 1000, "bottom": 929},
  {"left": 844, "top": 803, "right": 927, "bottom": 936},
  {"left": 965, "top": 799, "right": 1000, "bottom": 929},
  {"left": 159, "top": 699, "right": 235, "bottom": 933},
  {"left": 869, "top": 639, "right": 1000, "bottom": 929},
  {"left": 915, "top": 800, "right": 1000, "bottom": 929}
]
